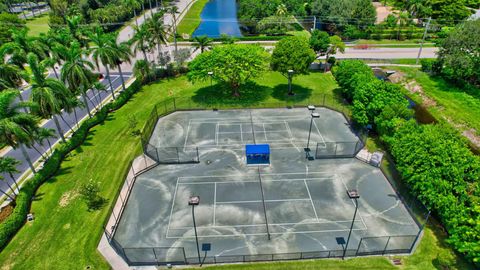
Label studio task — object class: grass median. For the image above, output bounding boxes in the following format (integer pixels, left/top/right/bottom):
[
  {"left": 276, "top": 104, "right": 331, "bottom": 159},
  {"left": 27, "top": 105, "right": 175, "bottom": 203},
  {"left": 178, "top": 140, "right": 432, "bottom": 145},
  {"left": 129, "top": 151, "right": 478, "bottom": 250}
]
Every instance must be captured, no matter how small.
[{"left": 176, "top": 0, "right": 209, "bottom": 37}]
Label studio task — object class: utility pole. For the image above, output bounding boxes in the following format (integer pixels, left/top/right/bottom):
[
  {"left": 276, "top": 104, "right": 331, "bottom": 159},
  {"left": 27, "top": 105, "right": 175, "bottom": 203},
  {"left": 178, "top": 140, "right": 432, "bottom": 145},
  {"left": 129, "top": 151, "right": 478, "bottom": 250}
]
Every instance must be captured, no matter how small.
[{"left": 416, "top": 17, "right": 431, "bottom": 65}]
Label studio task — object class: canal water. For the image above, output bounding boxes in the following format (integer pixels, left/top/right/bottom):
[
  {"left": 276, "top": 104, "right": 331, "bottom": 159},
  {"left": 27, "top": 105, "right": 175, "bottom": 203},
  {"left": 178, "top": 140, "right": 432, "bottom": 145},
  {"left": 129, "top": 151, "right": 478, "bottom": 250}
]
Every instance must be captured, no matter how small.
[{"left": 192, "top": 0, "right": 243, "bottom": 38}]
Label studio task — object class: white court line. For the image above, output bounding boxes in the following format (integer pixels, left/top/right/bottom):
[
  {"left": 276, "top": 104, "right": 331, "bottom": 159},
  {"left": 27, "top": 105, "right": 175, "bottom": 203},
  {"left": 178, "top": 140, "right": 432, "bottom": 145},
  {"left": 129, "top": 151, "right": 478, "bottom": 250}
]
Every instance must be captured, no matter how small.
[
  {"left": 239, "top": 124, "right": 243, "bottom": 142},
  {"left": 177, "top": 177, "right": 335, "bottom": 185},
  {"left": 178, "top": 171, "right": 333, "bottom": 179},
  {"left": 284, "top": 120, "right": 301, "bottom": 152},
  {"left": 336, "top": 173, "right": 368, "bottom": 230},
  {"left": 183, "top": 120, "right": 192, "bottom": 151},
  {"left": 262, "top": 123, "right": 268, "bottom": 141},
  {"left": 213, "top": 182, "right": 217, "bottom": 226},
  {"left": 216, "top": 198, "right": 311, "bottom": 204},
  {"left": 313, "top": 118, "right": 327, "bottom": 147},
  {"left": 215, "top": 123, "right": 219, "bottom": 145},
  {"left": 166, "top": 228, "right": 367, "bottom": 239},
  {"left": 172, "top": 219, "right": 363, "bottom": 229},
  {"left": 304, "top": 167, "right": 320, "bottom": 222},
  {"left": 216, "top": 130, "right": 291, "bottom": 134},
  {"left": 188, "top": 116, "right": 309, "bottom": 122},
  {"left": 165, "top": 178, "right": 180, "bottom": 238}
]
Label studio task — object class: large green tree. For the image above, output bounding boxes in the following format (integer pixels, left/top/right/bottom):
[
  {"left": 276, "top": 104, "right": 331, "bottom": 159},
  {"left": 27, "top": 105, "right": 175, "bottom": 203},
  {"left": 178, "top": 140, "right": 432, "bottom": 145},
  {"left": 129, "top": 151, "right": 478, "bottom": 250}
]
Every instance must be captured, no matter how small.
[
  {"left": 437, "top": 19, "right": 480, "bottom": 87},
  {"left": 0, "top": 13, "right": 26, "bottom": 46},
  {"left": 188, "top": 44, "right": 270, "bottom": 96},
  {"left": 0, "top": 157, "right": 20, "bottom": 196},
  {"left": 89, "top": 28, "right": 118, "bottom": 99},
  {"left": 309, "top": 30, "right": 330, "bottom": 56},
  {"left": 28, "top": 53, "right": 74, "bottom": 143},
  {"left": 311, "top": 0, "right": 376, "bottom": 32},
  {"left": 270, "top": 36, "right": 316, "bottom": 95}
]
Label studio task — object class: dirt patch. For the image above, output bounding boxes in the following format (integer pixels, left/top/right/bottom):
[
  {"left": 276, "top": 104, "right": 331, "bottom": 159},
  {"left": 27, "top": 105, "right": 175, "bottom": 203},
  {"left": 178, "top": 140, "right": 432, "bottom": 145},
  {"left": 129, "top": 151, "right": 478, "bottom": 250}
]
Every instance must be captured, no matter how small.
[
  {"left": 388, "top": 71, "right": 437, "bottom": 107},
  {"left": 0, "top": 203, "right": 15, "bottom": 223},
  {"left": 462, "top": 129, "right": 480, "bottom": 148},
  {"left": 373, "top": 2, "right": 394, "bottom": 24},
  {"left": 59, "top": 191, "right": 79, "bottom": 207}
]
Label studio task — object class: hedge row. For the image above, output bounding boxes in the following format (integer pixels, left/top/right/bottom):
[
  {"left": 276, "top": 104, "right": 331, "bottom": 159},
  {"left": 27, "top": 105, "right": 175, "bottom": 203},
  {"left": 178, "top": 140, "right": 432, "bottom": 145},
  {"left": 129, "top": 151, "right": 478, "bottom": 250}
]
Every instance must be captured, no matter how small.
[
  {"left": 0, "top": 80, "right": 142, "bottom": 251},
  {"left": 332, "top": 60, "right": 480, "bottom": 265}
]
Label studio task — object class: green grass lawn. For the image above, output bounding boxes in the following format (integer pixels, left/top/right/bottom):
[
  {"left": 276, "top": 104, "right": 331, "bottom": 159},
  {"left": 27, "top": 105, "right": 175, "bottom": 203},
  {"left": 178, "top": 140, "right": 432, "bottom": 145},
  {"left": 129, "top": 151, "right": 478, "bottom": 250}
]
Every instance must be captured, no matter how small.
[
  {"left": 176, "top": 0, "right": 209, "bottom": 37},
  {"left": 26, "top": 14, "right": 50, "bottom": 36},
  {"left": 390, "top": 67, "right": 480, "bottom": 137},
  {"left": 0, "top": 71, "right": 472, "bottom": 269}
]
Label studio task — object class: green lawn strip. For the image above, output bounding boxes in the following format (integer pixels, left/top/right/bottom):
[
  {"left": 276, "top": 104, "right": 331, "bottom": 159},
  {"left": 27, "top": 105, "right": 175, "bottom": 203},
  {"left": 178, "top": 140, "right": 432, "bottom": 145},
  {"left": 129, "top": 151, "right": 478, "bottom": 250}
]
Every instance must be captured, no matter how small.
[
  {"left": 176, "top": 0, "right": 209, "bottom": 37},
  {"left": 391, "top": 67, "right": 480, "bottom": 134},
  {"left": 0, "top": 71, "right": 469, "bottom": 269},
  {"left": 26, "top": 14, "right": 50, "bottom": 36}
]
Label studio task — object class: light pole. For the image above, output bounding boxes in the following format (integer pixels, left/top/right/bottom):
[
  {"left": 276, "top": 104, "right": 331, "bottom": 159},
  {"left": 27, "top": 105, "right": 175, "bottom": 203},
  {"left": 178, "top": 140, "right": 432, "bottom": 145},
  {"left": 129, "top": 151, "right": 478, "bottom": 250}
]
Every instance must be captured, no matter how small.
[
  {"left": 287, "top": 69, "right": 294, "bottom": 96},
  {"left": 207, "top": 71, "right": 213, "bottom": 88},
  {"left": 188, "top": 196, "right": 202, "bottom": 265},
  {"left": 343, "top": 189, "right": 360, "bottom": 259},
  {"left": 305, "top": 112, "right": 320, "bottom": 159}
]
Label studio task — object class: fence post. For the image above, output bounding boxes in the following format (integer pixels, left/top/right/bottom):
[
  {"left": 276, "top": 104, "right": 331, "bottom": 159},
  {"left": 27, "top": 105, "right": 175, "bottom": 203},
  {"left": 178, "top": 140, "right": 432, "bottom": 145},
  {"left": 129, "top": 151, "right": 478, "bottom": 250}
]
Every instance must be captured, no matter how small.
[
  {"left": 334, "top": 143, "right": 338, "bottom": 156},
  {"left": 323, "top": 94, "right": 326, "bottom": 106},
  {"left": 196, "top": 147, "right": 199, "bottom": 163},
  {"left": 153, "top": 248, "right": 158, "bottom": 265},
  {"left": 176, "top": 147, "right": 180, "bottom": 163},
  {"left": 355, "top": 238, "right": 363, "bottom": 256},
  {"left": 154, "top": 104, "right": 159, "bottom": 119},
  {"left": 173, "top": 97, "right": 176, "bottom": 110},
  {"left": 382, "top": 236, "right": 391, "bottom": 255},
  {"left": 182, "top": 248, "right": 187, "bottom": 264},
  {"left": 143, "top": 154, "right": 147, "bottom": 168},
  {"left": 155, "top": 147, "right": 160, "bottom": 162}
]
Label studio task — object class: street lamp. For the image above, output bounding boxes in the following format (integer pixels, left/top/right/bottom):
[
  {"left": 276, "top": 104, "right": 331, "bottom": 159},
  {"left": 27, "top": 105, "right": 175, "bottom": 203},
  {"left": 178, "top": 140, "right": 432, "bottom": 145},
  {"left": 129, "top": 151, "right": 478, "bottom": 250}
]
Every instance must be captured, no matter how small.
[
  {"left": 305, "top": 112, "right": 320, "bottom": 160},
  {"left": 188, "top": 196, "right": 201, "bottom": 265},
  {"left": 287, "top": 69, "right": 294, "bottom": 96},
  {"left": 308, "top": 105, "right": 316, "bottom": 112},
  {"left": 343, "top": 189, "right": 360, "bottom": 259},
  {"left": 207, "top": 71, "right": 213, "bottom": 88}
]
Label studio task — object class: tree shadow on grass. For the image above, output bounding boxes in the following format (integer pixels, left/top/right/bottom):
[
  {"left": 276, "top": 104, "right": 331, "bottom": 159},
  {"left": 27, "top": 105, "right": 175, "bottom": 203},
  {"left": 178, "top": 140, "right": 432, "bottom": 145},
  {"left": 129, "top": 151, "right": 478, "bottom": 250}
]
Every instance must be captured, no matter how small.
[
  {"left": 271, "top": 84, "right": 313, "bottom": 103},
  {"left": 192, "top": 82, "right": 271, "bottom": 107}
]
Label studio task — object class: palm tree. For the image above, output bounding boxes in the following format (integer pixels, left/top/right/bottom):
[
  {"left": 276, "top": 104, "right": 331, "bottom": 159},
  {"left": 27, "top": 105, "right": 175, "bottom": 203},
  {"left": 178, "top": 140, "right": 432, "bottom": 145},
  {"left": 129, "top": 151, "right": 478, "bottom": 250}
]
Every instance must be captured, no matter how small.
[
  {"left": 123, "top": 0, "right": 141, "bottom": 26},
  {"left": 131, "top": 23, "right": 153, "bottom": 63},
  {"left": 192, "top": 35, "right": 213, "bottom": 53},
  {"left": 147, "top": 11, "right": 167, "bottom": 62},
  {"left": 168, "top": 6, "right": 179, "bottom": 55},
  {"left": 0, "top": 90, "right": 42, "bottom": 173},
  {"left": 35, "top": 128, "right": 56, "bottom": 155},
  {"left": 0, "top": 157, "right": 21, "bottom": 194},
  {"left": 0, "top": 175, "right": 16, "bottom": 201},
  {"left": 66, "top": 16, "right": 89, "bottom": 48},
  {"left": 89, "top": 28, "right": 118, "bottom": 99},
  {"left": 59, "top": 42, "right": 96, "bottom": 118},
  {"left": 28, "top": 53, "right": 74, "bottom": 143},
  {"left": 111, "top": 39, "right": 132, "bottom": 92},
  {"left": 0, "top": 59, "right": 25, "bottom": 90},
  {"left": 0, "top": 29, "right": 49, "bottom": 68}
]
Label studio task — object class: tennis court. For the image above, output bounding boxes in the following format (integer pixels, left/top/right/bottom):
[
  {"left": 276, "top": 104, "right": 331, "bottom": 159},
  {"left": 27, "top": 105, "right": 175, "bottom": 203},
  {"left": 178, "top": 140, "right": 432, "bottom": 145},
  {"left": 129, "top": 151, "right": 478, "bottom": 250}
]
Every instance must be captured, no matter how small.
[{"left": 111, "top": 108, "right": 421, "bottom": 265}]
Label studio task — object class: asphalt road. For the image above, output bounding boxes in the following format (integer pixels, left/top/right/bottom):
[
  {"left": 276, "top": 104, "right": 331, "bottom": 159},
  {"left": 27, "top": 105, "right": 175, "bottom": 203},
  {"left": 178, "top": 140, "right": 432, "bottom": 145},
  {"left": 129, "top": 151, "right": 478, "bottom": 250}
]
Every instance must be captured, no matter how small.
[{"left": 0, "top": 72, "right": 132, "bottom": 199}]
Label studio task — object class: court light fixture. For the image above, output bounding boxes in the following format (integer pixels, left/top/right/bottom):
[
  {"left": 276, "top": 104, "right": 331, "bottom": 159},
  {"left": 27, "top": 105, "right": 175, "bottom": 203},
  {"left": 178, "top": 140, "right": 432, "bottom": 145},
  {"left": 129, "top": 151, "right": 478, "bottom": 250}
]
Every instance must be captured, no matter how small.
[
  {"left": 188, "top": 196, "right": 201, "bottom": 265},
  {"left": 287, "top": 69, "right": 295, "bottom": 96},
  {"left": 307, "top": 105, "right": 316, "bottom": 112},
  {"left": 305, "top": 113, "right": 320, "bottom": 159},
  {"left": 207, "top": 71, "right": 214, "bottom": 88},
  {"left": 343, "top": 189, "right": 360, "bottom": 259}
]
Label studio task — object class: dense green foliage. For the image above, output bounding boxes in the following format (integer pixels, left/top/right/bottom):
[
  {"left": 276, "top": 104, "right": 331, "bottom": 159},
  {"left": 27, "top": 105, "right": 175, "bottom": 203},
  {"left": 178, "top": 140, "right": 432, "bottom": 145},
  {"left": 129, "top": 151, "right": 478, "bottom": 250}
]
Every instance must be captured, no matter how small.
[
  {"left": 270, "top": 36, "right": 316, "bottom": 77},
  {"left": 332, "top": 60, "right": 480, "bottom": 265},
  {"left": 390, "top": 0, "right": 477, "bottom": 25},
  {"left": 436, "top": 19, "right": 480, "bottom": 88},
  {"left": 187, "top": 45, "right": 270, "bottom": 96},
  {"left": 0, "top": 13, "right": 26, "bottom": 46},
  {"left": 311, "top": 0, "right": 376, "bottom": 32}
]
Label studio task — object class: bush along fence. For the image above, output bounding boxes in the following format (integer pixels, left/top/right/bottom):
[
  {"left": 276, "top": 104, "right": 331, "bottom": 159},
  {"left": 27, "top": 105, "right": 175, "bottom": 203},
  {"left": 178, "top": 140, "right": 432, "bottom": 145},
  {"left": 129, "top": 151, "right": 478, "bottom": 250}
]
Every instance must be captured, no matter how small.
[
  {"left": 331, "top": 60, "right": 480, "bottom": 266},
  {"left": 139, "top": 94, "right": 368, "bottom": 161},
  {"left": 0, "top": 80, "right": 142, "bottom": 251}
]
